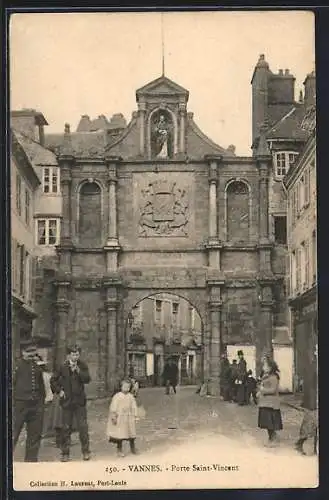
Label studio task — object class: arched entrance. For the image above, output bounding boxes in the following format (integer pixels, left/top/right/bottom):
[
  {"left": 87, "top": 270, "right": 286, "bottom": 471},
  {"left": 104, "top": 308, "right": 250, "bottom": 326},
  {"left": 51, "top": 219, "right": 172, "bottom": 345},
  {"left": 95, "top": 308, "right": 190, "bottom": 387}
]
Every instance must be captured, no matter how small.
[{"left": 124, "top": 293, "right": 204, "bottom": 387}]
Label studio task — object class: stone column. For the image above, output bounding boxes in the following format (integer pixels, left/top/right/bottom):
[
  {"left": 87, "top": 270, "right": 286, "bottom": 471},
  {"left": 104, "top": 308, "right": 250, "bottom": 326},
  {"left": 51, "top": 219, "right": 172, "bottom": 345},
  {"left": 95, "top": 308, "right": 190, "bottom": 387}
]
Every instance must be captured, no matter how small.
[
  {"left": 256, "top": 283, "right": 274, "bottom": 375},
  {"left": 138, "top": 102, "right": 146, "bottom": 156},
  {"left": 105, "top": 298, "right": 118, "bottom": 392},
  {"left": 179, "top": 104, "right": 186, "bottom": 154},
  {"left": 55, "top": 299, "right": 70, "bottom": 368},
  {"left": 206, "top": 160, "right": 222, "bottom": 269},
  {"left": 58, "top": 159, "right": 73, "bottom": 274},
  {"left": 208, "top": 284, "right": 223, "bottom": 395},
  {"left": 105, "top": 158, "right": 121, "bottom": 271},
  {"left": 259, "top": 165, "right": 269, "bottom": 241}
]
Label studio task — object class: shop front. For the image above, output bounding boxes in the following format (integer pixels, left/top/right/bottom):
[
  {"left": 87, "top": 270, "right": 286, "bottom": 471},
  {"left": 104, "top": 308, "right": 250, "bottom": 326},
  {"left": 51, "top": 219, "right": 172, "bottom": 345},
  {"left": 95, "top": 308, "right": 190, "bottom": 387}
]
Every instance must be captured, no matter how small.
[{"left": 291, "top": 286, "right": 317, "bottom": 409}]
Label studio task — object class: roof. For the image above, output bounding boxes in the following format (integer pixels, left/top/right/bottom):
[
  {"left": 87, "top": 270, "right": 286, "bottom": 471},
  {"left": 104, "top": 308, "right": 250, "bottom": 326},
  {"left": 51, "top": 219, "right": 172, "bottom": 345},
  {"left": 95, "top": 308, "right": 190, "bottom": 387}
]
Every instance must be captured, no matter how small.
[
  {"left": 186, "top": 114, "right": 234, "bottom": 157},
  {"left": 11, "top": 109, "right": 48, "bottom": 126},
  {"left": 13, "top": 130, "right": 57, "bottom": 166},
  {"left": 11, "top": 130, "right": 41, "bottom": 187},
  {"left": 45, "top": 130, "right": 108, "bottom": 158},
  {"left": 266, "top": 103, "right": 309, "bottom": 141},
  {"left": 136, "top": 75, "right": 189, "bottom": 100}
]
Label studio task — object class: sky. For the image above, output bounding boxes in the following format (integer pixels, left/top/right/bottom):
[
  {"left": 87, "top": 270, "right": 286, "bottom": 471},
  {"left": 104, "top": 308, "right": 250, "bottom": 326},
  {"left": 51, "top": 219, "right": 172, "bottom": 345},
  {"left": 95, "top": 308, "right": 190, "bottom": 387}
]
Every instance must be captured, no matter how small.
[{"left": 10, "top": 11, "right": 314, "bottom": 156}]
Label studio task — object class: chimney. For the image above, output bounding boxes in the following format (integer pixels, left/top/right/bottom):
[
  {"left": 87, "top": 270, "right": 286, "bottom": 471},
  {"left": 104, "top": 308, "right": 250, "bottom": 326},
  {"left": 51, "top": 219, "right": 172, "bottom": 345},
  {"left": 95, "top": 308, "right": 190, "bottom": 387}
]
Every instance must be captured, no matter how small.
[
  {"left": 303, "top": 71, "right": 316, "bottom": 109},
  {"left": 10, "top": 109, "right": 48, "bottom": 145},
  {"left": 227, "top": 144, "right": 236, "bottom": 155},
  {"left": 268, "top": 68, "right": 295, "bottom": 104},
  {"left": 251, "top": 54, "right": 270, "bottom": 146},
  {"left": 76, "top": 114, "right": 91, "bottom": 132}
]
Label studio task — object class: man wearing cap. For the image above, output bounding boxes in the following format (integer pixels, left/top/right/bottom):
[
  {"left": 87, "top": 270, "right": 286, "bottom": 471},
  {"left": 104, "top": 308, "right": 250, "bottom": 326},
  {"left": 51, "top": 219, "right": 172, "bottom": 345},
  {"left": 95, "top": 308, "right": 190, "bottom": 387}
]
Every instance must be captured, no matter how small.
[
  {"left": 236, "top": 350, "right": 248, "bottom": 405},
  {"left": 50, "top": 345, "right": 91, "bottom": 462},
  {"left": 13, "top": 340, "right": 46, "bottom": 462}
]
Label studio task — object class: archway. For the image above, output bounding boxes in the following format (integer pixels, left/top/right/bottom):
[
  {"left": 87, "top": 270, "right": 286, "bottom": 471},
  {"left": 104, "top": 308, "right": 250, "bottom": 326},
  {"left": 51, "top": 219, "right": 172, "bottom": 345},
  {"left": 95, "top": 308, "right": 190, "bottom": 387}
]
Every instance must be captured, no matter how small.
[{"left": 124, "top": 292, "right": 204, "bottom": 387}]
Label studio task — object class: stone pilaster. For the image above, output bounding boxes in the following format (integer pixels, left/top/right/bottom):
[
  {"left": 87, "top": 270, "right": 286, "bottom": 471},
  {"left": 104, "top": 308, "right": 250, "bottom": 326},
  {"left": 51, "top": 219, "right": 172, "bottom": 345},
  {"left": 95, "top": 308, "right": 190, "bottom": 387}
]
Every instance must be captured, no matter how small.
[
  {"left": 207, "top": 280, "right": 224, "bottom": 395},
  {"left": 256, "top": 281, "right": 274, "bottom": 375},
  {"left": 58, "top": 154, "right": 74, "bottom": 274},
  {"left": 179, "top": 102, "right": 186, "bottom": 154},
  {"left": 205, "top": 158, "right": 222, "bottom": 269},
  {"left": 103, "top": 279, "right": 122, "bottom": 391},
  {"left": 256, "top": 125, "right": 272, "bottom": 274},
  {"left": 54, "top": 279, "right": 71, "bottom": 368},
  {"left": 138, "top": 101, "right": 146, "bottom": 156},
  {"left": 104, "top": 157, "right": 121, "bottom": 271}
]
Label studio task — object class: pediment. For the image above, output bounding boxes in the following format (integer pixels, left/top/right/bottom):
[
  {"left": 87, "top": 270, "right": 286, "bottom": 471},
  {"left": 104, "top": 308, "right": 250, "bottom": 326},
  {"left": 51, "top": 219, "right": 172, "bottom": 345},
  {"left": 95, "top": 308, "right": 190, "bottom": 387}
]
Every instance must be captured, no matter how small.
[{"left": 136, "top": 75, "right": 189, "bottom": 99}]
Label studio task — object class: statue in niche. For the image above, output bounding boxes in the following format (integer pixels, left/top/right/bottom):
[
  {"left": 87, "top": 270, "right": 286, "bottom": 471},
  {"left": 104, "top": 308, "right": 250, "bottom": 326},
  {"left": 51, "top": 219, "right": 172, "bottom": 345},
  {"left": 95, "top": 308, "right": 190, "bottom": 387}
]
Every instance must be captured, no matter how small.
[{"left": 151, "top": 111, "right": 173, "bottom": 158}]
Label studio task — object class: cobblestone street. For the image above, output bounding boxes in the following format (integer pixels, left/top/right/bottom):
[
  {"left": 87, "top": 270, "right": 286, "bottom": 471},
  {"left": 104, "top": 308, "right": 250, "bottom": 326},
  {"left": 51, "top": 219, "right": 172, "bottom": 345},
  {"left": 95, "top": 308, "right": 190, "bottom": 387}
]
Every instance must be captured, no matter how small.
[{"left": 14, "top": 386, "right": 315, "bottom": 462}]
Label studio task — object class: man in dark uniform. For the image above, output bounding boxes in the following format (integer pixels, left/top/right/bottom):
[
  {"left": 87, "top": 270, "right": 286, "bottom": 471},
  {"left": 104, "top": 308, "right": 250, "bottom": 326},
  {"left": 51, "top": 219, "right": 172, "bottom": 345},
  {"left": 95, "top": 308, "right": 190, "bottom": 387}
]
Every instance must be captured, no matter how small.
[
  {"left": 50, "top": 345, "right": 91, "bottom": 462},
  {"left": 13, "top": 340, "right": 46, "bottom": 462},
  {"left": 236, "top": 350, "right": 248, "bottom": 405},
  {"left": 230, "top": 360, "right": 238, "bottom": 402},
  {"left": 220, "top": 353, "right": 232, "bottom": 401}
]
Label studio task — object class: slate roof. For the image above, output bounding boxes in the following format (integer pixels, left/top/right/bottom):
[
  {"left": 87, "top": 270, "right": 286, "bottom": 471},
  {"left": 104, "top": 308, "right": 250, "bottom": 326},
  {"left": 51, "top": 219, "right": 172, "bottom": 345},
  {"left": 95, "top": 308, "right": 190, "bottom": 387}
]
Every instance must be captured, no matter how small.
[
  {"left": 266, "top": 103, "right": 309, "bottom": 141},
  {"left": 13, "top": 130, "right": 57, "bottom": 166},
  {"left": 45, "top": 130, "right": 108, "bottom": 158}
]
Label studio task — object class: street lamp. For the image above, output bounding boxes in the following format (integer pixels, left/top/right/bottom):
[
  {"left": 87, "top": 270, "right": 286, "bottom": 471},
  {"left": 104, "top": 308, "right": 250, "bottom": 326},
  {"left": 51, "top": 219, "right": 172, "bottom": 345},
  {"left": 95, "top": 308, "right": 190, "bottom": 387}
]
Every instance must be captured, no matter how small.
[{"left": 128, "top": 312, "right": 134, "bottom": 329}]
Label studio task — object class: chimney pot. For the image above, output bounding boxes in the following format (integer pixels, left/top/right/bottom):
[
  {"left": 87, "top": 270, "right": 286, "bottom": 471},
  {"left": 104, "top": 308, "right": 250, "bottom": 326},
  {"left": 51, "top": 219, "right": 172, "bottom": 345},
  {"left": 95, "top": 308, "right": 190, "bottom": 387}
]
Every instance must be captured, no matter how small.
[
  {"left": 64, "top": 123, "right": 70, "bottom": 134},
  {"left": 82, "top": 114, "right": 90, "bottom": 119},
  {"left": 279, "top": 69, "right": 283, "bottom": 75},
  {"left": 285, "top": 69, "right": 289, "bottom": 75}
]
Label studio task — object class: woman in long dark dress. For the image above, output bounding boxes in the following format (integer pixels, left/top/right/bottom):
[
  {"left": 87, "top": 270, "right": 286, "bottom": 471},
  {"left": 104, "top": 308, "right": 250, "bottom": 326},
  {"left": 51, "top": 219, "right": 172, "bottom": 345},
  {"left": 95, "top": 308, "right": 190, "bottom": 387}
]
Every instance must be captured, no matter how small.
[{"left": 257, "top": 356, "right": 283, "bottom": 446}]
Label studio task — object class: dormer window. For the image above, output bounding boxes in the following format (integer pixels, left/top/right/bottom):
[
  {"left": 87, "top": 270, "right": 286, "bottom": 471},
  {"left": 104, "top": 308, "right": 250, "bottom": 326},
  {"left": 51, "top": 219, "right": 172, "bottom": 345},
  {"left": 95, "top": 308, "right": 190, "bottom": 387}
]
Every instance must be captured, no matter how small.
[
  {"left": 273, "top": 151, "right": 299, "bottom": 178},
  {"left": 42, "top": 166, "right": 60, "bottom": 194}
]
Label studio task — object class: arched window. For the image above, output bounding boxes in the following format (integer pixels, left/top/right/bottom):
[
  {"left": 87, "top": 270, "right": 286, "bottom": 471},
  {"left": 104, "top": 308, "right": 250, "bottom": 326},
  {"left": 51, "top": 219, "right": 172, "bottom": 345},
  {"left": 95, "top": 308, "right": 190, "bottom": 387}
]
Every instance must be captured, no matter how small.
[
  {"left": 78, "top": 182, "right": 102, "bottom": 247},
  {"left": 226, "top": 180, "right": 250, "bottom": 242}
]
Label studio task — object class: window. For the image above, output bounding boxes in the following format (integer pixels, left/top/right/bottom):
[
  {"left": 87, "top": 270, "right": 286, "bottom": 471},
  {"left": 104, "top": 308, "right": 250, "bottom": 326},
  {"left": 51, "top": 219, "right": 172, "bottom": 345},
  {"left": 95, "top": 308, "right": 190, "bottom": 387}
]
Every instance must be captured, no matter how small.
[
  {"left": 172, "top": 302, "right": 179, "bottom": 327},
  {"left": 312, "top": 231, "right": 317, "bottom": 283},
  {"left": 36, "top": 218, "right": 60, "bottom": 246},
  {"left": 274, "top": 151, "right": 299, "bottom": 177},
  {"left": 18, "top": 244, "right": 25, "bottom": 297},
  {"left": 16, "top": 174, "right": 21, "bottom": 215},
  {"left": 155, "top": 300, "right": 162, "bottom": 325},
  {"left": 304, "top": 168, "right": 310, "bottom": 207},
  {"left": 226, "top": 180, "right": 249, "bottom": 241},
  {"left": 291, "top": 251, "right": 296, "bottom": 295},
  {"left": 291, "top": 189, "right": 297, "bottom": 226},
  {"left": 79, "top": 182, "right": 102, "bottom": 247},
  {"left": 304, "top": 240, "right": 310, "bottom": 288},
  {"left": 25, "top": 189, "right": 30, "bottom": 225},
  {"left": 296, "top": 247, "right": 302, "bottom": 291},
  {"left": 42, "top": 167, "right": 60, "bottom": 194},
  {"left": 274, "top": 216, "right": 287, "bottom": 245}
]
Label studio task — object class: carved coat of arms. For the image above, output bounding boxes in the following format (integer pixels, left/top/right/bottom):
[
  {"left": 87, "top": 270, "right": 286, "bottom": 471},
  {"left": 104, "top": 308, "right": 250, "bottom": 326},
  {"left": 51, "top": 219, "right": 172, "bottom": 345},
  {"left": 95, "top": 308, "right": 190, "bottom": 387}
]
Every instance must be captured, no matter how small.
[{"left": 139, "top": 179, "right": 189, "bottom": 237}]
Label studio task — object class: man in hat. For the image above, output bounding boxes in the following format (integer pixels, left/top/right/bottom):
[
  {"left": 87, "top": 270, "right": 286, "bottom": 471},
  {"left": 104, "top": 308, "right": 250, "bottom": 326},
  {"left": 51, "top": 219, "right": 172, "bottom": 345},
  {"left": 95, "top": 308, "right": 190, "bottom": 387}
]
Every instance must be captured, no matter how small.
[
  {"left": 163, "top": 357, "right": 178, "bottom": 395},
  {"left": 50, "top": 345, "right": 91, "bottom": 462},
  {"left": 236, "top": 350, "right": 248, "bottom": 405},
  {"left": 13, "top": 340, "right": 46, "bottom": 462}
]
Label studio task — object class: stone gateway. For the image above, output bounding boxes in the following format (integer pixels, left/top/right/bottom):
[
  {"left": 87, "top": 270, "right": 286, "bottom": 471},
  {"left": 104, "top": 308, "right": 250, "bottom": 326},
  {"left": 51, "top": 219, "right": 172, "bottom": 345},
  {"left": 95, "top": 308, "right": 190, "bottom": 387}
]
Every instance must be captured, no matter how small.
[{"left": 45, "top": 73, "right": 288, "bottom": 397}]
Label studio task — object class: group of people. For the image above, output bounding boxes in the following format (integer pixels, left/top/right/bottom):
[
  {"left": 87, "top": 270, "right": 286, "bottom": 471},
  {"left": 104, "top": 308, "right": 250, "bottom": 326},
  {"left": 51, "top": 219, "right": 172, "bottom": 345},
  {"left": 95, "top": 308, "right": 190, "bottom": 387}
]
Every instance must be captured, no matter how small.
[
  {"left": 220, "top": 350, "right": 317, "bottom": 453},
  {"left": 220, "top": 350, "right": 258, "bottom": 406},
  {"left": 13, "top": 340, "right": 317, "bottom": 462},
  {"left": 13, "top": 340, "right": 144, "bottom": 462}
]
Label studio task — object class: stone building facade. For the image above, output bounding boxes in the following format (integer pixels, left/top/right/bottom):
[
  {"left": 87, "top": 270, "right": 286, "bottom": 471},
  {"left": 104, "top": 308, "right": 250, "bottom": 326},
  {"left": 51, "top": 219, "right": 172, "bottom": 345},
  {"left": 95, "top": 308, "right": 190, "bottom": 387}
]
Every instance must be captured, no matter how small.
[
  {"left": 41, "top": 57, "right": 299, "bottom": 398},
  {"left": 284, "top": 103, "right": 317, "bottom": 410},
  {"left": 11, "top": 110, "right": 60, "bottom": 364},
  {"left": 126, "top": 293, "right": 202, "bottom": 386}
]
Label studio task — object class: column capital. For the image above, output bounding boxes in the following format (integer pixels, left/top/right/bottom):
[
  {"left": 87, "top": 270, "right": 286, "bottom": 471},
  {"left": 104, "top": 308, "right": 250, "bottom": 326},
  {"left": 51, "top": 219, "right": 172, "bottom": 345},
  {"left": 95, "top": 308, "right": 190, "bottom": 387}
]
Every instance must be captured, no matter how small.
[
  {"left": 60, "top": 168, "right": 72, "bottom": 184},
  {"left": 105, "top": 155, "right": 122, "bottom": 166},
  {"left": 58, "top": 155, "right": 75, "bottom": 167},
  {"left": 105, "top": 299, "right": 119, "bottom": 312},
  {"left": 208, "top": 300, "right": 223, "bottom": 311},
  {"left": 55, "top": 299, "right": 70, "bottom": 313}
]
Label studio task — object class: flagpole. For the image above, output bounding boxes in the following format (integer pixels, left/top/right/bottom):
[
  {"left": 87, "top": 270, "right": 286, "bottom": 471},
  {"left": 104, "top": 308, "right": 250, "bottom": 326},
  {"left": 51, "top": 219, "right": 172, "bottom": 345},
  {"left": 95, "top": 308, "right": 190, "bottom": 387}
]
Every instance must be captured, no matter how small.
[{"left": 161, "top": 12, "right": 165, "bottom": 76}]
